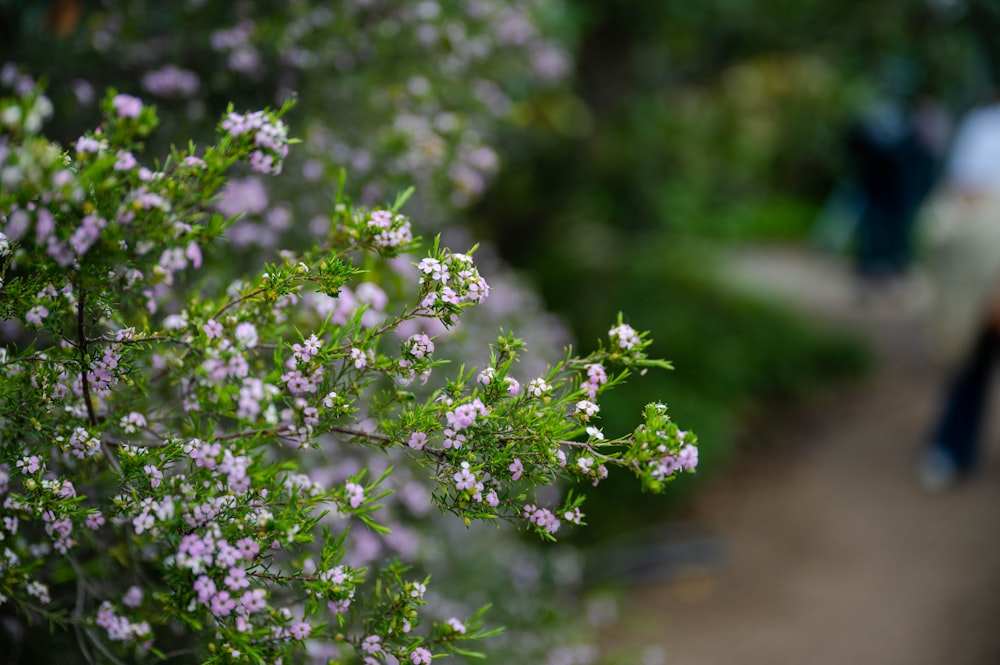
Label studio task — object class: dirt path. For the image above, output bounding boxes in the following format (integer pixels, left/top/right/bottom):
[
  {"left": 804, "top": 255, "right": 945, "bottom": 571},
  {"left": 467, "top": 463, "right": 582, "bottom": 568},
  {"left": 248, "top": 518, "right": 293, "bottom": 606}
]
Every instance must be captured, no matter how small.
[{"left": 600, "top": 246, "right": 1000, "bottom": 665}]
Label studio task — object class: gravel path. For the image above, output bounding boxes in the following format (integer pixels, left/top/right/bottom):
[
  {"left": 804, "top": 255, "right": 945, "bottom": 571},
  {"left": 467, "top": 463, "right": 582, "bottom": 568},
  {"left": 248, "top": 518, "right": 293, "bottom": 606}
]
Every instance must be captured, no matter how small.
[{"left": 600, "top": 246, "right": 1000, "bottom": 665}]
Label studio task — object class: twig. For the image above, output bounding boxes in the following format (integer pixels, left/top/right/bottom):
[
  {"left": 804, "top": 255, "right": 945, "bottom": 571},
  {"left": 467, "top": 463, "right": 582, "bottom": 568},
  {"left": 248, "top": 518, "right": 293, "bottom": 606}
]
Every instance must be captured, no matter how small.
[
  {"left": 69, "top": 557, "right": 97, "bottom": 665},
  {"left": 76, "top": 279, "right": 97, "bottom": 428},
  {"left": 328, "top": 425, "right": 394, "bottom": 443},
  {"left": 85, "top": 333, "right": 191, "bottom": 348},
  {"left": 212, "top": 426, "right": 292, "bottom": 442},
  {"left": 83, "top": 627, "right": 129, "bottom": 665},
  {"left": 213, "top": 286, "right": 266, "bottom": 318}
]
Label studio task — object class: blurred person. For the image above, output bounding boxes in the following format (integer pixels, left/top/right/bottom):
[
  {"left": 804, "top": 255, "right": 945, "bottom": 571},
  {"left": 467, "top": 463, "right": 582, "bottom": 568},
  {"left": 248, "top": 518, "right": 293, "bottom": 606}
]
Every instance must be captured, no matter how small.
[
  {"left": 918, "top": 94, "right": 1000, "bottom": 490},
  {"left": 845, "top": 96, "right": 947, "bottom": 287}
]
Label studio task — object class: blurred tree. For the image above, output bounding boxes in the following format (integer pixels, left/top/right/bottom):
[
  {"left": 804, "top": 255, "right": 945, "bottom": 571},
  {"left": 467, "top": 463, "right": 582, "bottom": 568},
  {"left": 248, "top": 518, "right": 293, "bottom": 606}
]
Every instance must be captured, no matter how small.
[
  {"left": 469, "top": 0, "right": 996, "bottom": 535},
  {"left": 966, "top": 0, "right": 1000, "bottom": 84}
]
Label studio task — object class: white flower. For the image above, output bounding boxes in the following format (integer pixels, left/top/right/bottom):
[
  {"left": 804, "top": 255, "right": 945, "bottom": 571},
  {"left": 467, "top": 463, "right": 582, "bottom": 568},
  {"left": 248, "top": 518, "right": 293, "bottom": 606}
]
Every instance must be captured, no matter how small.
[
  {"left": 234, "top": 322, "right": 258, "bottom": 348},
  {"left": 609, "top": 323, "right": 640, "bottom": 350},
  {"left": 527, "top": 378, "right": 551, "bottom": 397},
  {"left": 575, "top": 400, "right": 599, "bottom": 418},
  {"left": 477, "top": 367, "right": 495, "bottom": 385},
  {"left": 163, "top": 314, "right": 188, "bottom": 331}
]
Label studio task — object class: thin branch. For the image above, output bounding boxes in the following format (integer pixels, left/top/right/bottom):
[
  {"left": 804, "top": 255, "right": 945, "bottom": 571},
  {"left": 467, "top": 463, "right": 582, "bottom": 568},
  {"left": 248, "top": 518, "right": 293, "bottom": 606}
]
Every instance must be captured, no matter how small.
[
  {"left": 69, "top": 558, "right": 97, "bottom": 665},
  {"left": 85, "top": 333, "right": 192, "bottom": 348},
  {"left": 249, "top": 570, "right": 322, "bottom": 584},
  {"left": 100, "top": 441, "right": 123, "bottom": 476},
  {"left": 327, "top": 425, "right": 394, "bottom": 443},
  {"left": 83, "top": 627, "right": 130, "bottom": 665},
  {"left": 213, "top": 286, "right": 266, "bottom": 318},
  {"left": 103, "top": 436, "right": 171, "bottom": 449},
  {"left": 3, "top": 354, "right": 78, "bottom": 367},
  {"left": 159, "top": 648, "right": 201, "bottom": 661},
  {"left": 369, "top": 305, "right": 425, "bottom": 338},
  {"left": 212, "top": 426, "right": 293, "bottom": 442},
  {"left": 76, "top": 279, "right": 97, "bottom": 428},
  {"left": 551, "top": 439, "right": 596, "bottom": 448}
]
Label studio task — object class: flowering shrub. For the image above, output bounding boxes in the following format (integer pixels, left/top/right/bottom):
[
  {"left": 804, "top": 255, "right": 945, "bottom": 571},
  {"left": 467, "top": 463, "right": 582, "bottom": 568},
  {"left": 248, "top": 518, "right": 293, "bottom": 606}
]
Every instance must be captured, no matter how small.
[
  {"left": 4, "top": 0, "right": 580, "bottom": 391},
  {"left": 0, "top": 82, "right": 696, "bottom": 663},
  {"left": 14, "top": 0, "right": 572, "bottom": 214}
]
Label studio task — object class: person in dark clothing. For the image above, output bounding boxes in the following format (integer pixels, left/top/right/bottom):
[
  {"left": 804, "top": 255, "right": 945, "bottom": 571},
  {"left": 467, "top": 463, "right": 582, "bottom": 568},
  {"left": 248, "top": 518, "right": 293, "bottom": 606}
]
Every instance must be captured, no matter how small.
[
  {"left": 926, "top": 326, "right": 1000, "bottom": 477},
  {"left": 846, "top": 101, "right": 943, "bottom": 282}
]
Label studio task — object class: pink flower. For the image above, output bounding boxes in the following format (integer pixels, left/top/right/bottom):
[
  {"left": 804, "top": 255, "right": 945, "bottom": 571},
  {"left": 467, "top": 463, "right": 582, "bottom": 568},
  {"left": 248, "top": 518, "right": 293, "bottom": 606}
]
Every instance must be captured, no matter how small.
[
  {"left": 677, "top": 443, "right": 698, "bottom": 471},
  {"left": 210, "top": 590, "right": 237, "bottom": 617},
  {"left": 442, "top": 428, "right": 466, "bottom": 450},
  {"left": 408, "top": 432, "right": 427, "bottom": 450},
  {"left": 508, "top": 458, "right": 523, "bottom": 481},
  {"left": 224, "top": 566, "right": 249, "bottom": 591},
  {"left": 75, "top": 135, "right": 102, "bottom": 154},
  {"left": 234, "top": 537, "right": 260, "bottom": 561},
  {"left": 362, "top": 635, "right": 382, "bottom": 654},
  {"left": 185, "top": 242, "right": 203, "bottom": 269},
  {"left": 328, "top": 598, "right": 351, "bottom": 614},
  {"left": 454, "top": 462, "right": 476, "bottom": 491},
  {"left": 289, "top": 622, "right": 311, "bottom": 640},
  {"left": 112, "top": 94, "right": 143, "bottom": 118},
  {"left": 203, "top": 319, "right": 223, "bottom": 339},
  {"left": 122, "top": 586, "right": 143, "bottom": 608},
  {"left": 345, "top": 482, "right": 365, "bottom": 508},
  {"left": 349, "top": 347, "right": 369, "bottom": 369},
  {"left": 240, "top": 588, "right": 267, "bottom": 613},
  {"left": 25, "top": 305, "right": 48, "bottom": 327},
  {"left": 320, "top": 566, "right": 348, "bottom": 584},
  {"left": 194, "top": 576, "right": 216, "bottom": 604},
  {"left": 114, "top": 151, "right": 137, "bottom": 171},
  {"left": 142, "top": 65, "right": 200, "bottom": 98},
  {"left": 587, "top": 364, "right": 607, "bottom": 381},
  {"left": 523, "top": 504, "right": 561, "bottom": 534},
  {"left": 609, "top": 323, "right": 640, "bottom": 350},
  {"left": 16, "top": 455, "right": 42, "bottom": 474},
  {"left": 292, "top": 334, "right": 322, "bottom": 362},
  {"left": 120, "top": 412, "right": 147, "bottom": 433},
  {"left": 216, "top": 541, "right": 242, "bottom": 567},
  {"left": 411, "top": 647, "right": 432, "bottom": 664},
  {"left": 404, "top": 333, "right": 434, "bottom": 359}
]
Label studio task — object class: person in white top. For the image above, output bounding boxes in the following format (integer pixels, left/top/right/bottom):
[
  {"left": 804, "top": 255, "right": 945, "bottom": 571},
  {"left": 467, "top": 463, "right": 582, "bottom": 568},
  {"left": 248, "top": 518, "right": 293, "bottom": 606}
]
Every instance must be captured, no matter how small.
[{"left": 919, "top": 96, "right": 1000, "bottom": 490}]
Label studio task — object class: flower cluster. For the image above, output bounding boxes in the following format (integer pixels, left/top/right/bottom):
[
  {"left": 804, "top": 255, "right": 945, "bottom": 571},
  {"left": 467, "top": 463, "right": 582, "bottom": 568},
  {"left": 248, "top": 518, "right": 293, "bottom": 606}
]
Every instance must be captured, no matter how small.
[
  {"left": 582, "top": 363, "right": 608, "bottom": 399},
  {"left": 417, "top": 250, "right": 491, "bottom": 323},
  {"left": 626, "top": 403, "right": 701, "bottom": 492},
  {"left": 0, "top": 82, "right": 696, "bottom": 664},
  {"left": 222, "top": 109, "right": 290, "bottom": 175},
  {"left": 367, "top": 209, "right": 414, "bottom": 250},
  {"left": 609, "top": 322, "right": 641, "bottom": 351}
]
